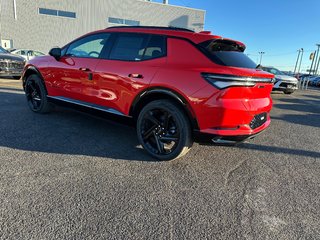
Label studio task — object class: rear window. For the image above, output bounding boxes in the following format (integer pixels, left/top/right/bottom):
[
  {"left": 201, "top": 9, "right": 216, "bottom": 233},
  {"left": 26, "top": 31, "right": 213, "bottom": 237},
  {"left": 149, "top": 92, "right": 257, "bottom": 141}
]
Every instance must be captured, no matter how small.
[
  {"left": 199, "top": 39, "right": 257, "bottom": 69},
  {"left": 109, "top": 33, "right": 166, "bottom": 61},
  {"left": 109, "top": 34, "right": 148, "bottom": 61}
]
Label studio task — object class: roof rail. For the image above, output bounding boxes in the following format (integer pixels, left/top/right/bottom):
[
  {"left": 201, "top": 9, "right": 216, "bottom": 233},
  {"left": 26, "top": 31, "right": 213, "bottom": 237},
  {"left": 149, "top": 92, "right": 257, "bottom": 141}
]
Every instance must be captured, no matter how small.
[{"left": 106, "top": 26, "right": 195, "bottom": 33}]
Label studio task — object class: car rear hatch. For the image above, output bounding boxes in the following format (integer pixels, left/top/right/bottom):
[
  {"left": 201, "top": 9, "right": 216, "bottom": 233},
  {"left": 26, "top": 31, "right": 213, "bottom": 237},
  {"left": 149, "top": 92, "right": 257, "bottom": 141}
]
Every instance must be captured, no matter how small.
[{"left": 199, "top": 38, "right": 274, "bottom": 126}]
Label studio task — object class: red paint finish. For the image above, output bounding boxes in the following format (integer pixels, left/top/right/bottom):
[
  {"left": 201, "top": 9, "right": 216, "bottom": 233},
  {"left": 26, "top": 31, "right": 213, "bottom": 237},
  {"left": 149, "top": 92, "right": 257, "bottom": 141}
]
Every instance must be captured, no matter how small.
[{"left": 23, "top": 27, "right": 274, "bottom": 140}]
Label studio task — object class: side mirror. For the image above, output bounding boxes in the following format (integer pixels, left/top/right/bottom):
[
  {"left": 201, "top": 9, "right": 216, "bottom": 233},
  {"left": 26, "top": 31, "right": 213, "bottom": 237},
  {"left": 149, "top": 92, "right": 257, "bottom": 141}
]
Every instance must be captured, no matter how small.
[{"left": 49, "top": 47, "right": 61, "bottom": 61}]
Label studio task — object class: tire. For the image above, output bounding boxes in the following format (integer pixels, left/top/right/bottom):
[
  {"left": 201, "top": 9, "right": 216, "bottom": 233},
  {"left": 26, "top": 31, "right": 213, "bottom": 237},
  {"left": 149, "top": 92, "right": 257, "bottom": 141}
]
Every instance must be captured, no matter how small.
[
  {"left": 12, "top": 76, "right": 21, "bottom": 80},
  {"left": 284, "top": 89, "right": 295, "bottom": 94},
  {"left": 137, "top": 100, "right": 193, "bottom": 161},
  {"left": 25, "top": 74, "right": 52, "bottom": 113}
]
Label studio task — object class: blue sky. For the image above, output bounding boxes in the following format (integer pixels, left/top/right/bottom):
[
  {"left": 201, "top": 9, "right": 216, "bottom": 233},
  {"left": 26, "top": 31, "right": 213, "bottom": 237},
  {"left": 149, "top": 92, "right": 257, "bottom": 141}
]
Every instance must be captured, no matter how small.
[{"left": 155, "top": 0, "right": 320, "bottom": 72}]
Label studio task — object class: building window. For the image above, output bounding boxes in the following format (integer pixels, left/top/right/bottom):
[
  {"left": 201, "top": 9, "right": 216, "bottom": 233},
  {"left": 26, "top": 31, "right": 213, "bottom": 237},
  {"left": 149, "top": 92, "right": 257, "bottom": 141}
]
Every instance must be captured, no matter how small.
[
  {"left": 108, "top": 17, "right": 140, "bottom": 26},
  {"left": 58, "top": 10, "right": 76, "bottom": 18},
  {"left": 39, "top": 8, "right": 76, "bottom": 18},
  {"left": 39, "top": 8, "right": 57, "bottom": 16},
  {"left": 108, "top": 17, "right": 124, "bottom": 24},
  {"left": 124, "top": 19, "right": 140, "bottom": 26}
]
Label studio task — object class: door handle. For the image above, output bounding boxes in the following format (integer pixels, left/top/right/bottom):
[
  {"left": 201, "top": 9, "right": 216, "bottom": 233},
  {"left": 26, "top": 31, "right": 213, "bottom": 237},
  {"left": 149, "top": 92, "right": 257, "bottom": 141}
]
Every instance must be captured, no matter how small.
[
  {"left": 79, "top": 67, "right": 93, "bottom": 80},
  {"left": 128, "top": 73, "right": 143, "bottom": 79},
  {"left": 79, "top": 67, "right": 91, "bottom": 72}
]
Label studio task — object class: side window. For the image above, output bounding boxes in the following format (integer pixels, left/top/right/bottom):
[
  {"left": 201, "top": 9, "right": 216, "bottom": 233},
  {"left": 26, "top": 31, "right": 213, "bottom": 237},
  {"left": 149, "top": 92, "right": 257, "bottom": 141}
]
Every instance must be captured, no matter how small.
[
  {"left": 109, "top": 34, "right": 148, "bottom": 61},
  {"left": 66, "top": 33, "right": 110, "bottom": 58},
  {"left": 20, "top": 50, "right": 26, "bottom": 55},
  {"left": 141, "top": 35, "right": 167, "bottom": 60},
  {"left": 34, "top": 51, "right": 44, "bottom": 56}
]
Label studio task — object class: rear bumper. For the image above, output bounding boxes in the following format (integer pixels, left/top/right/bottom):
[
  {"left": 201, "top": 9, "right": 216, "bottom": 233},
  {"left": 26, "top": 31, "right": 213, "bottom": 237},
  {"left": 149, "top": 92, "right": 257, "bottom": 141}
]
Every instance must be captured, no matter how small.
[
  {"left": 194, "top": 119, "right": 269, "bottom": 144},
  {"left": 190, "top": 83, "right": 273, "bottom": 136},
  {"left": 198, "top": 116, "right": 270, "bottom": 136}
]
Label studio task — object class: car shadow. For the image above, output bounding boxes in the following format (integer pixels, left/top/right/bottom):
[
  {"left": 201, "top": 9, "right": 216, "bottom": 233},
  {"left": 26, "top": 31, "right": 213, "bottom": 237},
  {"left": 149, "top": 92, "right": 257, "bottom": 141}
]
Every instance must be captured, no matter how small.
[
  {"left": 0, "top": 89, "right": 155, "bottom": 162},
  {"left": 1, "top": 87, "right": 319, "bottom": 161},
  {"left": 237, "top": 143, "right": 320, "bottom": 159}
]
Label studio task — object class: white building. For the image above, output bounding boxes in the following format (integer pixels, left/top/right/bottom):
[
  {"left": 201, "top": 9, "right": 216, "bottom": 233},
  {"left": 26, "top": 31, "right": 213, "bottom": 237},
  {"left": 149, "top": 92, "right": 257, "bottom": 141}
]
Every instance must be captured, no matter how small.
[{"left": 0, "top": 0, "right": 205, "bottom": 53}]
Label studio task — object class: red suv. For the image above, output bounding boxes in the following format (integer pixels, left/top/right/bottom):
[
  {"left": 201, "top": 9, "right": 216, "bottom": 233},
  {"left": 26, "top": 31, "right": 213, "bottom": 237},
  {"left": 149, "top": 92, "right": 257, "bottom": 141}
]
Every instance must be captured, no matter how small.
[{"left": 22, "top": 26, "right": 274, "bottom": 160}]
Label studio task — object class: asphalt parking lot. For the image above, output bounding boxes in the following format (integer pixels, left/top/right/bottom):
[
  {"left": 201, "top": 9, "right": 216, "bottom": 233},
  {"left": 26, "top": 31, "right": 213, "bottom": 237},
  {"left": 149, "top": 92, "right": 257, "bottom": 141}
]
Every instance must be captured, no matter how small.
[{"left": 0, "top": 78, "right": 319, "bottom": 239}]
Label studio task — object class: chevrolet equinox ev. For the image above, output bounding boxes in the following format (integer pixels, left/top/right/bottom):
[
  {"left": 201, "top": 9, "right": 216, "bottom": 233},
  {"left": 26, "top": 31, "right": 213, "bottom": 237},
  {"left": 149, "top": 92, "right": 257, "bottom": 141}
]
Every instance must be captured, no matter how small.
[{"left": 22, "top": 26, "right": 274, "bottom": 160}]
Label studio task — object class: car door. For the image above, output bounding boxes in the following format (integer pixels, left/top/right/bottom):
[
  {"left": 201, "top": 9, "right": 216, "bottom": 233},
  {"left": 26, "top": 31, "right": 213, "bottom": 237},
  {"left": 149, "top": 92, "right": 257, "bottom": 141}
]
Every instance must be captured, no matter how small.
[
  {"left": 94, "top": 33, "right": 167, "bottom": 114},
  {"left": 46, "top": 33, "right": 111, "bottom": 102}
]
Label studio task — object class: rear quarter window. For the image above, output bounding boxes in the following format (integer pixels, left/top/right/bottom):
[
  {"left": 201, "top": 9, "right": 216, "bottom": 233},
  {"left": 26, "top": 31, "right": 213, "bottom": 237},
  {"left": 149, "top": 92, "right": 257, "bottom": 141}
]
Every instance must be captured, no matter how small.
[
  {"left": 199, "top": 39, "right": 257, "bottom": 69},
  {"left": 141, "top": 35, "right": 166, "bottom": 60}
]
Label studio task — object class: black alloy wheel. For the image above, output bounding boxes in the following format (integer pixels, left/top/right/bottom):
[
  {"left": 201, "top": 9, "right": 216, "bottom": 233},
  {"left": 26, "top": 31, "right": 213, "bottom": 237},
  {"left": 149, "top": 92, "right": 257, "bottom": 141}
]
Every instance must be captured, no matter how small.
[
  {"left": 137, "top": 100, "right": 192, "bottom": 160},
  {"left": 25, "top": 74, "right": 52, "bottom": 113}
]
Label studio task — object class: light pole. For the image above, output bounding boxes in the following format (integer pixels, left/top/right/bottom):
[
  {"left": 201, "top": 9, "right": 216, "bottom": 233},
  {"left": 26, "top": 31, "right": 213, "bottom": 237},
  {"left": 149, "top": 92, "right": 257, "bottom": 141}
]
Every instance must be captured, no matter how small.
[
  {"left": 297, "top": 48, "right": 304, "bottom": 74},
  {"left": 258, "top": 51, "right": 265, "bottom": 65},
  {"left": 314, "top": 44, "right": 320, "bottom": 75},
  {"left": 312, "top": 44, "right": 320, "bottom": 75},
  {"left": 294, "top": 49, "right": 301, "bottom": 74},
  {"left": 309, "top": 50, "right": 316, "bottom": 75}
]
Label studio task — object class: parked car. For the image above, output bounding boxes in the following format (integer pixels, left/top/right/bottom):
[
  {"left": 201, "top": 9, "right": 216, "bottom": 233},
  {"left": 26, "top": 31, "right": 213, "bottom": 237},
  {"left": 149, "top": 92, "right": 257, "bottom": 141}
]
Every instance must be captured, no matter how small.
[
  {"left": 21, "top": 26, "right": 274, "bottom": 160},
  {"left": 261, "top": 66, "right": 298, "bottom": 94},
  {"left": 0, "top": 46, "right": 26, "bottom": 79},
  {"left": 309, "top": 76, "right": 320, "bottom": 87},
  {"left": 10, "top": 48, "right": 45, "bottom": 61}
]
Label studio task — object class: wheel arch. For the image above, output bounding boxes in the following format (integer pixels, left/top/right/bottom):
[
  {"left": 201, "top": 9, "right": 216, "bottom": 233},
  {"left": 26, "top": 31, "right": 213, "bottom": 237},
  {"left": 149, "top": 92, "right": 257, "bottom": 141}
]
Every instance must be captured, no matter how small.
[
  {"left": 130, "top": 88, "right": 199, "bottom": 130},
  {"left": 22, "top": 66, "right": 47, "bottom": 93}
]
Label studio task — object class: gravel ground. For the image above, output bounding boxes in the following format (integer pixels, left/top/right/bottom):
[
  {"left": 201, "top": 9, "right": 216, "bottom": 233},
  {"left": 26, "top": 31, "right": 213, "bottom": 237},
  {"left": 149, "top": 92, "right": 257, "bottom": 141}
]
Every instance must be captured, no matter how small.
[{"left": 0, "top": 79, "right": 319, "bottom": 239}]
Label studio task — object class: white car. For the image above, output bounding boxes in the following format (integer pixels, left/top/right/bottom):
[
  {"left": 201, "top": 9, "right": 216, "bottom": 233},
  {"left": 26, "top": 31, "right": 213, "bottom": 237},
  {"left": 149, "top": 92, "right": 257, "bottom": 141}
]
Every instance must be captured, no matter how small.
[
  {"left": 261, "top": 66, "right": 298, "bottom": 94},
  {"left": 10, "top": 49, "right": 45, "bottom": 61}
]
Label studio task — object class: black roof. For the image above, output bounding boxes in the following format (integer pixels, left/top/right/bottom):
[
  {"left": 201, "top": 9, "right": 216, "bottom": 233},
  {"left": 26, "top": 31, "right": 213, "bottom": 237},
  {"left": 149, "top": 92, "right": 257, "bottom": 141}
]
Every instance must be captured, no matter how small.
[{"left": 106, "top": 26, "right": 194, "bottom": 33}]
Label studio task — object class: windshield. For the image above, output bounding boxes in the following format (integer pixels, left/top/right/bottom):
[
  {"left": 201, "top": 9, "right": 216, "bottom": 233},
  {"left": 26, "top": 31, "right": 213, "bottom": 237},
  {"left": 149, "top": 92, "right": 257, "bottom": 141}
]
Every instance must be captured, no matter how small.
[
  {"left": 199, "top": 39, "right": 257, "bottom": 69},
  {"left": 262, "top": 67, "right": 284, "bottom": 75},
  {"left": 0, "top": 46, "right": 8, "bottom": 54}
]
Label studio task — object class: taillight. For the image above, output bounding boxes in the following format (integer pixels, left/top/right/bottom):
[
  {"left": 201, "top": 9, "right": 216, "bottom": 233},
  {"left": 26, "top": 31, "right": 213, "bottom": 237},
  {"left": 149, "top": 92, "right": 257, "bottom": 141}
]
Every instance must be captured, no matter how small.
[{"left": 201, "top": 73, "right": 275, "bottom": 89}]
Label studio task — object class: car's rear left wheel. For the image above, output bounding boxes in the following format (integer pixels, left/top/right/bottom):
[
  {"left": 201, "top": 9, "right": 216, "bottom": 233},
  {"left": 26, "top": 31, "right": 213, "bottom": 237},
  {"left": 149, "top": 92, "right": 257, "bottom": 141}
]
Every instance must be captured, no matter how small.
[
  {"left": 137, "top": 100, "right": 193, "bottom": 161},
  {"left": 25, "top": 74, "right": 52, "bottom": 113}
]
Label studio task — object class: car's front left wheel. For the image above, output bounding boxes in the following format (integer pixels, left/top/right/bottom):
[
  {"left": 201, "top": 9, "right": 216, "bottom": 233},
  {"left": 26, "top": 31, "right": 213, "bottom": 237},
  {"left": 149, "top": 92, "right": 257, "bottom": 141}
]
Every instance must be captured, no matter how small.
[
  {"left": 137, "top": 100, "right": 193, "bottom": 161},
  {"left": 25, "top": 74, "right": 52, "bottom": 113}
]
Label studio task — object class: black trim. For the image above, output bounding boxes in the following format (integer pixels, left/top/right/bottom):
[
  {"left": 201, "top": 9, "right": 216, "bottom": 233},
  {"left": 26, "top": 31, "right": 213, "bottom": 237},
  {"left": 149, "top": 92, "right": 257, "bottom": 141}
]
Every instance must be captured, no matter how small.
[
  {"left": 47, "top": 96, "right": 127, "bottom": 116},
  {"left": 22, "top": 66, "right": 45, "bottom": 89},
  {"left": 130, "top": 88, "right": 185, "bottom": 114},
  {"left": 194, "top": 130, "right": 265, "bottom": 145},
  {"left": 106, "top": 26, "right": 194, "bottom": 33},
  {"left": 130, "top": 88, "right": 199, "bottom": 130}
]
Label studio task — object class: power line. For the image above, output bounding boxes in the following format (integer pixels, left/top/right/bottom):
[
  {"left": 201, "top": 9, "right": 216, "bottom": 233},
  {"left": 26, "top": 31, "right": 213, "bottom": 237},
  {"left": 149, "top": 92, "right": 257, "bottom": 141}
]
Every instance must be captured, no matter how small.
[{"left": 247, "top": 50, "right": 314, "bottom": 57}]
